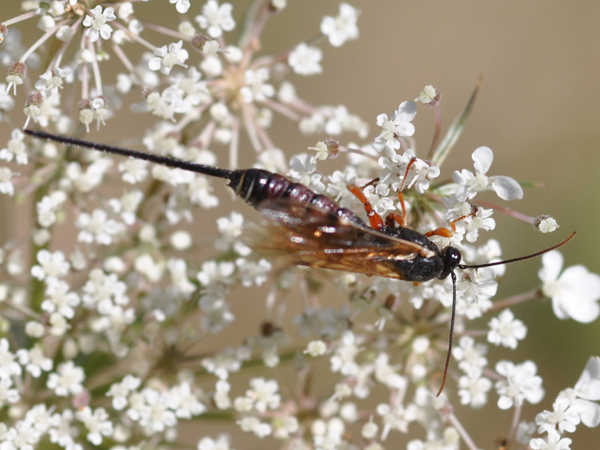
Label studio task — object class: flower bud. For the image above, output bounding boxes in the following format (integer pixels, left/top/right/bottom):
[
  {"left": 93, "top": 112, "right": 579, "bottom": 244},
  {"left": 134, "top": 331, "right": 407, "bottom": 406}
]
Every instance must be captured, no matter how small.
[
  {"left": 191, "top": 34, "right": 211, "bottom": 52},
  {"left": 533, "top": 215, "right": 559, "bottom": 233},
  {"left": 23, "top": 91, "right": 43, "bottom": 127},
  {"left": 78, "top": 98, "right": 94, "bottom": 132},
  {"left": 6, "top": 61, "right": 27, "bottom": 95},
  {"left": 415, "top": 85, "right": 441, "bottom": 106}
]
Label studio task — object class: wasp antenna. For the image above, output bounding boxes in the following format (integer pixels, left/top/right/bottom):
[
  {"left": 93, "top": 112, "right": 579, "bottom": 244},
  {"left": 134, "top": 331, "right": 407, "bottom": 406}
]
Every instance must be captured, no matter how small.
[
  {"left": 458, "top": 231, "right": 576, "bottom": 270},
  {"left": 24, "top": 129, "right": 234, "bottom": 180},
  {"left": 437, "top": 271, "right": 456, "bottom": 397}
]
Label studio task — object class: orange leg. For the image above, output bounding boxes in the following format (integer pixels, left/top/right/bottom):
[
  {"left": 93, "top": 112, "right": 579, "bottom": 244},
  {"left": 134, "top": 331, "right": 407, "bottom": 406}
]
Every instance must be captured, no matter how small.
[
  {"left": 394, "top": 157, "right": 417, "bottom": 227},
  {"left": 397, "top": 192, "right": 407, "bottom": 227},
  {"left": 347, "top": 183, "right": 384, "bottom": 230},
  {"left": 386, "top": 212, "right": 405, "bottom": 228},
  {"left": 426, "top": 205, "right": 479, "bottom": 238},
  {"left": 398, "top": 157, "right": 417, "bottom": 192}
]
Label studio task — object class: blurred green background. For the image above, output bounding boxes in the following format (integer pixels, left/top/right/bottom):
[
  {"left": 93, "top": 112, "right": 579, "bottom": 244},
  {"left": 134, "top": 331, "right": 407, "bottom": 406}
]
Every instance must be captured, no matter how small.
[{"left": 1, "top": 0, "right": 599, "bottom": 447}]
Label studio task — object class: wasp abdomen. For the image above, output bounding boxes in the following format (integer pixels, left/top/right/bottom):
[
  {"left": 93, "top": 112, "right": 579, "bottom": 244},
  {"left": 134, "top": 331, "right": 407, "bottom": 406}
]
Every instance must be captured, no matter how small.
[{"left": 229, "top": 169, "right": 363, "bottom": 224}]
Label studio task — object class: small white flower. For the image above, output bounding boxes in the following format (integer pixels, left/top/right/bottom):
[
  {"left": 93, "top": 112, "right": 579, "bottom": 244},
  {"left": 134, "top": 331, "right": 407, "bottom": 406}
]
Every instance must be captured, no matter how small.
[
  {"left": 405, "top": 153, "right": 440, "bottom": 194},
  {"left": 3, "top": 419, "right": 42, "bottom": 450},
  {"left": 107, "top": 374, "right": 141, "bottom": 410},
  {"left": 530, "top": 431, "right": 572, "bottom": 450},
  {"left": 30, "top": 249, "right": 70, "bottom": 282},
  {"left": 487, "top": 309, "right": 527, "bottom": 349},
  {"left": 241, "top": 68, "right": 274, "bottom": 103},
  {"left": 188, "top": 175, "right": 219, "bottom": 208},
  {"left": 215, "top": 211, "right": 251, "bottom": 256},
  {"left": 0, "top": 128, "right": 27, "bottom": 164},
  {"left": 119, "top": 158, "right": 149, "bottom": 184},
  {"left": 235, "top": 258, "right": 271, "bottom": 287},
  {"left": 238, "top": 416, "right": 272, "bottom": 438},
  {"left": 535, "top": 215, "right": 559, "bottom": 233},
  {"left": 168, "top": 258, "right": 196, "bottom": 296},
  {"left": 83, "top": 5, "right": 116, "bottom": 42},
  {"left": 108, "top": 190, "right": 143, "bottom": 225},
  {"left": 48, "top": 409, "right": 78, "bottom": 449},
  {"left": 138, "top": 388, "right": 177, "bottom": 432},
  {"left": 75, "top": 406, "right": 114, "bottom": 445},
  {"left": 76, "top": 209, "right": 121, "bottom": 245},
  {"left": 244, "top": 377, "right": 281, "bottom": 413},
  {"left": 134, "top": 254, "right": 165, "bottom": 283},
  {"left": 374, "top": 353, "right": 406, "bottom": 390},
  {"left": 287, "top": 153, "right": 317, "bottom": 183},
  {"left": 26, "top": 404, "right": 54, "bottom": 433},
  {"left": 371, "top": 102, "right": 417, "bottom": 157},
  {"left": 214, "top": 379, "right": 232, "bottom": 409},
  {"left": 0, "top": 338, "right": 21, "bottom": 380},
  {"left": 169, "top": 382, "right": 206, "bottom": 418},
  {"left": 305, "top": 340, "right": 327, "bottom": 356},
  {"left": 555, "top": 356, "right": 600, "bottom": 428},
  {"left": 535, "top": 396, "right": 580, "bottom": 435},
  {"left": 197, "top": 260, "right": 235, "bottom": 292},
  {"left": 539, "top": 250, "right": 600, "bottom": 323},
  {"left": 46, "top": 361, "right": 85, "bottom": 397},
  {"left": 453, "top": 146, "right": 523, "bottom": 201},
  {"left": 195, "top": 0, "right": 235, "bottom": 38},
  {"left": 454, "top": 268, "right": 497, "bottom": 317},
  {"left": 41, "top": 279, "right": 80, "bottom": 319},
  {"left": 464, "top": 207, "right": 495, "bottom": 242},
  {"left": 0, "top": 167, "right": 15, "bottom": 196},
  {"left": 148, "top": 40, "right": 189, "bottom": 75},
  {"left": 363, "top": 183, "right": 395, "bottom": 216},
  {"left": 49, "top": 312, "right": 70, "bottom": 336},
  {"left": 320, "top": 3, "right": 360, "bottom": 47},
  {"left": 495, "top": 360, "right": 544, "bottom": 409},
  {"left": 0, "top": 378, "right": 19, "bottom": 406},
  {"left": 325, "top": 169, "right": 356, "bottom": 207},
  {"left": 415, "top": 85, "right": 439, "bottom": 104},
  {"left": 288, "top": 43, "right": 323, "bottom": 76},
  {"left": 34, "top": 67, "right": 71, "bottom": 94},
  {"left": 458, "top": 373, "right": 492, "bottom": 408},
  {"left": 198, "top": 433, "right": 232, "bottom": 450},
  {"left": 330, "top": 331, "right": 360, "bottom": 376}
]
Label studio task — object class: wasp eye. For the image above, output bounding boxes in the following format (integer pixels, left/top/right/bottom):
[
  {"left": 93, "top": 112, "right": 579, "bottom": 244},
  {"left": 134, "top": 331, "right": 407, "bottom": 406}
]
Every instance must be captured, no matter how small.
[{"left": 438, "top": 246, "right": 462, "bottom": 279}]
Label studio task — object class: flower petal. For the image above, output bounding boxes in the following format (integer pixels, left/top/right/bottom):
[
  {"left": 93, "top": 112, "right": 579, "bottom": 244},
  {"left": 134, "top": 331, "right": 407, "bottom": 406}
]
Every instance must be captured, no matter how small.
[
  {"left": 571, "top": 399, "right": 600, "bottom": 427},
  {"left": 560, "top": 266, "right": 600, "bottom": 301},
  {"left": 490, "top": 175, "right": 523, "bottom": 200},
  {"left": 394, "top": 101, "right": 417, "bottom": 122},
  {"left": 539, "top": 250, "right": 564, "bottom": 283},
  {"left": 551, "top": 297, "right": 570, "bottom": 320},
  {"left": 575, "top": 357, "right": 600, "bottom": 401},
  {"left": 472, "top": 146, "right": 493, "bottom": 174},
  {"left": 563, "top": 297, "right": 600, "bottom": 323}
]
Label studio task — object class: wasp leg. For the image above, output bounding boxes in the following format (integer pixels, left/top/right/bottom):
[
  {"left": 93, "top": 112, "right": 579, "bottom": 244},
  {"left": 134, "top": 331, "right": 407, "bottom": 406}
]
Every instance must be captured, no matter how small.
[
  {"left": 394, "top": 157, "right": 418, "bottom": 227},
  {"left": 347, "top": 183, "right": 384, "bottom": 230},
  {"left": 386, "top": 212, "right": 405, "bottom": 228},
  {"left": 425, "top": 205, "right": 479, "bottom": 238}
]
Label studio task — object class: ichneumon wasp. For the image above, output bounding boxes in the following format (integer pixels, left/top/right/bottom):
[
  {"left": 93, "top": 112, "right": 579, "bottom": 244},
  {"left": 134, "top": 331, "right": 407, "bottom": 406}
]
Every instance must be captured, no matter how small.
[{"left": 24, "top": 128, "right": 575, "bottom": 395}]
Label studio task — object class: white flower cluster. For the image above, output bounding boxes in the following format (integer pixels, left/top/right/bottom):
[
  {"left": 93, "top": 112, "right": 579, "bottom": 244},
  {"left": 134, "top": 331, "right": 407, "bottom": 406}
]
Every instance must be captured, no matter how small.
[{"left": 0, "top": 1, "right": 599, "bottom": 450}]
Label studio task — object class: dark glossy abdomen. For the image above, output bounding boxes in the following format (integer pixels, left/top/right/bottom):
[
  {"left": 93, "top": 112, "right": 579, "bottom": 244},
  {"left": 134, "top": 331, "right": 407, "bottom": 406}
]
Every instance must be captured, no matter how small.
[{"left": 229, "top": 169, "right": 364, "bottom": 225}]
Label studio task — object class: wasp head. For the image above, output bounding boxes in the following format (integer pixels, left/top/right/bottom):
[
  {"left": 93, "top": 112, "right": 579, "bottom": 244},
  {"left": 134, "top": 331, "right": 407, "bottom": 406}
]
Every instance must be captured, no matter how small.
[{"left": 438, "top": 246, "right": 462, "bottom": 280}]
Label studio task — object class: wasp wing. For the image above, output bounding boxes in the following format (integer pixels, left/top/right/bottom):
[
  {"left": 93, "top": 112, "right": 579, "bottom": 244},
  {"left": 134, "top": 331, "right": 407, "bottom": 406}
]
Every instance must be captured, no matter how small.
[{"left": 243, "top": 199, "right": 432, "bottom": 279}]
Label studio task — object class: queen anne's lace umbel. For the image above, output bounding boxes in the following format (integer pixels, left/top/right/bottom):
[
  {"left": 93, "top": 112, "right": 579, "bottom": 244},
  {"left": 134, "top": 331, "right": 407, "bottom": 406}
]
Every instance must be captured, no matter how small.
[{"left": 0, "top": 2, "right": 598, "bottom": 450}]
